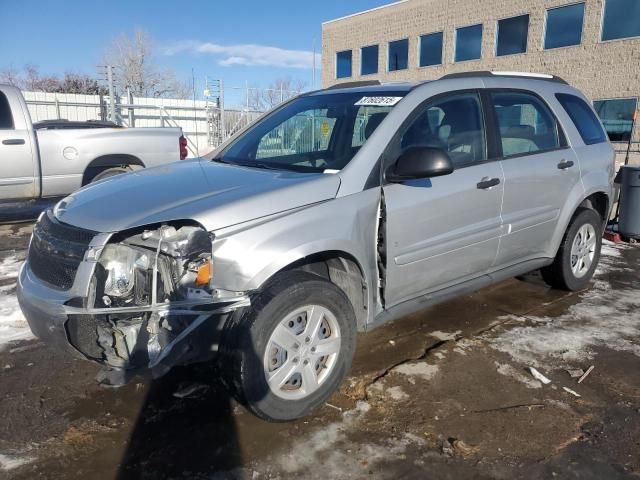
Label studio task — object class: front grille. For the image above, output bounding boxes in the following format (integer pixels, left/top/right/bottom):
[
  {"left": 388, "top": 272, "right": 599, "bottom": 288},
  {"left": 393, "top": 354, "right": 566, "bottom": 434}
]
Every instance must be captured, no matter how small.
[{"left": 28, "top": 211, "right": 96, "bottom": 290}]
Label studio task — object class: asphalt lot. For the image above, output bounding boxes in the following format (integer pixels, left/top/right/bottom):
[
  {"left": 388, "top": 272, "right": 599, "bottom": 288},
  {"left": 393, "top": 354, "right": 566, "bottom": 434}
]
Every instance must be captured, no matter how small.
[{"left": 0, "top": 220, "right": 639, "bottom": 480}]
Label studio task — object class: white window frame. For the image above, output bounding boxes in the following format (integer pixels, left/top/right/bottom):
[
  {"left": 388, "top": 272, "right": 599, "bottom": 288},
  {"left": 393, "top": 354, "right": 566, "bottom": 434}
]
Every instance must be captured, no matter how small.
[{"left": 599, "top": 0, "right": 640, "bottom": 43}]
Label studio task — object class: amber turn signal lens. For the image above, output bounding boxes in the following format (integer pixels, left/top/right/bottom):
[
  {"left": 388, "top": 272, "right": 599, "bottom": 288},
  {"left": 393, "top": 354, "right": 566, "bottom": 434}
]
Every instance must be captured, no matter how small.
[{"left": 195, "top": 261, "right": 213, "bottom": 287}]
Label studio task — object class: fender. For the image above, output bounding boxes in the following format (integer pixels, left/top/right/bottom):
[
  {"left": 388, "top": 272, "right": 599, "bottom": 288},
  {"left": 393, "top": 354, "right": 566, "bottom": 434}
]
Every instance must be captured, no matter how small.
[{"left": 210, "top": 188, "right": 382, "bottom": 321}]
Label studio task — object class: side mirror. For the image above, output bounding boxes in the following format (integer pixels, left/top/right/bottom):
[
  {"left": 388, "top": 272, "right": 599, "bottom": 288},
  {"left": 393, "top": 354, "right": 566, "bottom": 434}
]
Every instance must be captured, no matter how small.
[{"left": 386, "top": 146, "right": 454, "bottom": 183}]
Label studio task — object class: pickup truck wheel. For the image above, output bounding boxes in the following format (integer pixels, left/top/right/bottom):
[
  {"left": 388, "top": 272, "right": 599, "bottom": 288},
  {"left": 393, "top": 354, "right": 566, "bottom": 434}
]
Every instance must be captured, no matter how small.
[
  {"left": 90, "top": 166, "right": 130, "bottom": 183},
  {"left": 219, "top": 271, "right": 357, "bottom": 421},
  {"left": 541, "top": 208, "right": 602, "bottom": 291}
]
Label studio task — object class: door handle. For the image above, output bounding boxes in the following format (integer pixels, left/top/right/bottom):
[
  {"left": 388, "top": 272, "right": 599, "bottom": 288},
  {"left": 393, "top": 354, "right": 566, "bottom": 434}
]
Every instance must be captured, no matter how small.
[
  {"left": 557, "top": 160, "right": 574, "bottom": 170},
  {"left": 2, "top": 139, "right": 25, "bottom": 145},
  {"left": 477, "top": 177, "right": 501, "bottom": 190}
]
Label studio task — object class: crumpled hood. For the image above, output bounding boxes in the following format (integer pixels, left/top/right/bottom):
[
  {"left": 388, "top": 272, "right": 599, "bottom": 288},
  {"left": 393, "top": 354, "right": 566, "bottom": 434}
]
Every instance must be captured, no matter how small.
[{"left": 54, "top": 159, "right": 341, "bottom": 232}]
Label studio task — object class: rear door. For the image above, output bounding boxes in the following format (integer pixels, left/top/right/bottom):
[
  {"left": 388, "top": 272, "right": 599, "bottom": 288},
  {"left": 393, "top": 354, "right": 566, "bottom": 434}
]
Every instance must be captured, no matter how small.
[
  {"left": 0, "top": 90, "right": 37, "bottom": 199},
  {"left": 489, "top": 90, "right": 580, "bottom": 266},
  {"left": 382, "top": 91, "right": 504, "bottom": 307}
]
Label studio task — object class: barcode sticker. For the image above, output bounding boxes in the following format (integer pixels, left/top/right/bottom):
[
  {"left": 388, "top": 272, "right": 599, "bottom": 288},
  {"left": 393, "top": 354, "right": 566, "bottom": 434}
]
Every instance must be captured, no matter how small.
[{"left": 354, "top": 96, "right": 403, "bottom": 107}]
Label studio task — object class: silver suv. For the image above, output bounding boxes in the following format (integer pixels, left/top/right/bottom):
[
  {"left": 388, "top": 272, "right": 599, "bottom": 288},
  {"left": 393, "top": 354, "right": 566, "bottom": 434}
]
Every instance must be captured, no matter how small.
[{"left": 18, "top": 72, "right": 614, "bottom": 421}]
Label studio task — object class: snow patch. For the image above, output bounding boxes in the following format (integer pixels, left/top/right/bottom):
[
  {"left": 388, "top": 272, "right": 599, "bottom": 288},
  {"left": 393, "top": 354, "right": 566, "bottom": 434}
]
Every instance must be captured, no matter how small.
[
  {"left": 429, "top": 330, "right": 461, "bottom": 341},
  {"left": 0, "top": 453, "right": 33, "bottom": 471},
  {"left": 393, "top": 361, "right": 439, "bottom": 381},
  {"left": 0, "top": 255, "right": 33, "bottom": 350},
  {"left": 489, "top": 278, "right": 640, "bottom": 368},
  {"left": 495, "top": 362, "right": 542, "bottom": 389}
]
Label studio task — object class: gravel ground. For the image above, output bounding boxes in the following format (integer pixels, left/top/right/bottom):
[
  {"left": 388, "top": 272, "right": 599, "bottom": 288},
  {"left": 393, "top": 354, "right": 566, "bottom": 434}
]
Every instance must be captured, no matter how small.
[{"left": 0, "top": 221, "right": 638, "bottom": 480}]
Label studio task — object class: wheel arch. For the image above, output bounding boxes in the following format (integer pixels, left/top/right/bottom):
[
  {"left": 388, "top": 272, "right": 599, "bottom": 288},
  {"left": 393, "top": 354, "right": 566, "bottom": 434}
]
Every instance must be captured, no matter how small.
[
  {"left": 254, "top": 247, "right": 371, "bottom": 332},
  {"left": 82, "top": 154, "right": 145, "bottom": 185}
]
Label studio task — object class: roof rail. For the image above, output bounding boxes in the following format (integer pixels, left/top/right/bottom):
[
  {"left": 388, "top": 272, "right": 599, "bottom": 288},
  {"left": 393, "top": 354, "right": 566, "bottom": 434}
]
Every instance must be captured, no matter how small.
[
  {"left": 326, "top": 80, "right": 381, "bottom": 90},
  {"left": 440, "top": 71, "right": 568, "bottom": 85}
]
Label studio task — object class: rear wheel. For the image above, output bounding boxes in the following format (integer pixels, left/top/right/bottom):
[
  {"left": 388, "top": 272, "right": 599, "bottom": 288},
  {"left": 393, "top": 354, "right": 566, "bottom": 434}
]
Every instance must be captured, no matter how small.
[
  {"left": 90, "top": 166, "right": 130, "bottom": 183},
  {"left": 219, "top": 271, "right": 357, "bottom": 421},
  {"left": 541, "top": 208, "right": 602, "bottom": 291}
]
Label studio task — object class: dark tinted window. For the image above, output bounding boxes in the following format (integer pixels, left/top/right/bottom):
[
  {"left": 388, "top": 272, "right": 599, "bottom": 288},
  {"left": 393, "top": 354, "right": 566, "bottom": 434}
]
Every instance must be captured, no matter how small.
[
  {"left": 492, "top": 92, "right": 560, "bottom": 156},
  {"left": 419, "top": 32, "right": 443, "bottom": 67},
  {"left": 593, "top": 98, "right": 638, "bottom": 142},
  {"left": 361, "top": 45, "right": 379, "bottom": 75},
  {"left": 556, "top": 93, "right": 608, "bottom": 145},
  {"left": 0, "top": 92, "right": 14, "bottom": 130},
  {"left": 401, "top": 93, "right": 486, "bottom": 167},
  {"left": 336, "top": 50, "right": 352, "bottom": 79},
  {"left": 388, "top": 39, "right": 409, "bottom": 71},
  {"left": 455, "top": 24, "right": 483, "bottom": 62},
  {"left": 602, "top": 0, "right": 640, "bottom": 41},
  {"left": 496, "top": 15, "right": 529, "bottom": 56},
  {"left": 545, "top": 3, "right": 585, "bottom": 49}
]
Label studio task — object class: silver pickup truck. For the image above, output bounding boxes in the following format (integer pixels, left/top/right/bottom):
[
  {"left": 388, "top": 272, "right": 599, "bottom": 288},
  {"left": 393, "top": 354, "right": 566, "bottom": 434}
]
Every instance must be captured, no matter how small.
[
  {"left": 17, "top": 72, "right": 614, "bottom": 422},
  {"left": 0, "top": 84, "right": 187, "bottom": 200}
]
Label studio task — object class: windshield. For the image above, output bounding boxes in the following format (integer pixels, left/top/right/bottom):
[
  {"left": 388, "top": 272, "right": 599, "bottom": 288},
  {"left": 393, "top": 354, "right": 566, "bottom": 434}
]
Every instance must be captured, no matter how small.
[{"left": 216, "top": 91, "right": 407, "bottom": 173}]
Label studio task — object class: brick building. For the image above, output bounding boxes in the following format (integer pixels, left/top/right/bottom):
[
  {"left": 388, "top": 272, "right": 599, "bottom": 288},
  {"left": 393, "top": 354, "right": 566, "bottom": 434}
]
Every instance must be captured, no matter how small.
[{"left": 321, "top": 0, "right": 640, "bottom": 160}]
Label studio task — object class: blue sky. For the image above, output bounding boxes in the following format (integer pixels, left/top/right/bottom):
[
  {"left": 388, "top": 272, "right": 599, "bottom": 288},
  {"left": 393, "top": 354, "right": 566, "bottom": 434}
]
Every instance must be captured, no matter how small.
[{"left": 0, "top": 0, "right": 392, "bottom": 106}]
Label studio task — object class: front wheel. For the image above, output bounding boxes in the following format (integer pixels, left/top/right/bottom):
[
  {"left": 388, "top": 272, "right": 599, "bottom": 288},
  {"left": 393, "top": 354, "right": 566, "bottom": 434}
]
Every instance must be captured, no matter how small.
[
  {"left": 541, "top": 208, "right": 603, "bottom": 291},
  {"left": 219, "top": 271, "right": 357, "bottom": 421}
]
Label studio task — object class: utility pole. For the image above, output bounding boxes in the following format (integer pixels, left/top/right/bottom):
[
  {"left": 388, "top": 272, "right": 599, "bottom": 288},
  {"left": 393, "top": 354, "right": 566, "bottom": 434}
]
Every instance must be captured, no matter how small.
[
  {"left": 97, "top": 65, "right": 117, "bottom": 123},
  {"left": 106, "top": 65, "right": 116, "bottom": 123}
]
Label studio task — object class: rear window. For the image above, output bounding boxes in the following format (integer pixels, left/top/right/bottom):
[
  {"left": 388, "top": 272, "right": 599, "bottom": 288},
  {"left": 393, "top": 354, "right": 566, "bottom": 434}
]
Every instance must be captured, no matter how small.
[
  {"left": 0, "top": 92, "right": 14, "bottom": 129},
  {"left": 556, "top": 93, "right": 607, "bottom": 145}
]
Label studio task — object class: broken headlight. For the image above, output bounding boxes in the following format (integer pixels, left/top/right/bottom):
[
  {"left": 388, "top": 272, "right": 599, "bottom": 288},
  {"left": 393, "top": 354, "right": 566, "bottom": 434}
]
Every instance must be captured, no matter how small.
[
  {"left": 100, "top": 244, "right": 150, "bottom": 298},
  {"left": 95, "top": 225, "right": 214, "bottom": 308}
]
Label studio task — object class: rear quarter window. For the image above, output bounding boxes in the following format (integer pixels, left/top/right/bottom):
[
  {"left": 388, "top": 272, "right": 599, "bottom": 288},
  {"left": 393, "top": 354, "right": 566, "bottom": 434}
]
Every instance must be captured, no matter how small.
[{"left": 555, "top": 93, "right": 607, "bottom": 145}]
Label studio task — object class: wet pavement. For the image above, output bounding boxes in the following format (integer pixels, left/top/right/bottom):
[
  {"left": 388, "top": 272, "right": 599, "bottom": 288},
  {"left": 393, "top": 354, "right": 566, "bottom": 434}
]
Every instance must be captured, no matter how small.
[{"left": 0, "top": 222, "right": 639, "bottom": 479}]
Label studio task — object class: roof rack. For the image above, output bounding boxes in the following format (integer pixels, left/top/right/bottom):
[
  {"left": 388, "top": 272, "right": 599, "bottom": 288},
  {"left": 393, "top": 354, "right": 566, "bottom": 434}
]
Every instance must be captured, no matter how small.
[
  {"left": 326, "top": 80, "right": 381, "bottom": 90},
  {"left": 440, "top": 71, "right": 568, "bottom": 85}
]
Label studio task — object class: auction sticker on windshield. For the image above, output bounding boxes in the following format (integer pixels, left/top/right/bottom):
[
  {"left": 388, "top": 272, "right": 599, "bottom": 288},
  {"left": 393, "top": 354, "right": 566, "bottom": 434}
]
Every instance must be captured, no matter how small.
[{"left": 355, "top": 96, "right": 403, "bottom": 107}]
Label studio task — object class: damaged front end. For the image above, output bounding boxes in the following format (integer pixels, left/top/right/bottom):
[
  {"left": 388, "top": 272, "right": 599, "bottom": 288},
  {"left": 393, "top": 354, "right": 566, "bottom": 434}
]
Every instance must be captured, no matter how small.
[{"left": 61, "top": 223, "right": 250, "bottom": 383}]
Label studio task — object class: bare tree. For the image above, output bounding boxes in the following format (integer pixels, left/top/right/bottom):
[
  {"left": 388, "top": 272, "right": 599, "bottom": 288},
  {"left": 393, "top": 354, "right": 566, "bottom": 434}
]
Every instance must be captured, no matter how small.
[
  {"left": 103, "top": 28, "right": 189, "bottom": 99},
  {"left": 248, "top": 77, "right": 307, "bottom": 111},
  {"left": 0, "top": 65, "right": 107, "bottom": 94}
]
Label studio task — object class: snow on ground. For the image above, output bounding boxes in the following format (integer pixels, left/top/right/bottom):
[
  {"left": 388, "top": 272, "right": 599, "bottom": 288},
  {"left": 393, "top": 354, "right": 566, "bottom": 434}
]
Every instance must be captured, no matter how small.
[
  {"left": 489, "top": 242, "right": 640, "bottom": 369},
  {"left": 0, "top": 255, "right": 33, "bottom": 350}
]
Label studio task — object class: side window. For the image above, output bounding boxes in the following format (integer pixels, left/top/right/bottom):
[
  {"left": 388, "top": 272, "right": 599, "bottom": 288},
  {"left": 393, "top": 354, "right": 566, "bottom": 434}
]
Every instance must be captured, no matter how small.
[
  {"left": 492, "top": 92, "right": 560, "bottom": 157},
  {"left": 256, "top": 109, "right": 335, "bottom": 159},
  {"left": 556, "top": 93, "right": 608, "bottom": 145},
  {"left": 0, "top": 93, "right": 14, "bottom": 130},
  {"left": 400, "top": 93, "right": 486, "bottom": 167}
]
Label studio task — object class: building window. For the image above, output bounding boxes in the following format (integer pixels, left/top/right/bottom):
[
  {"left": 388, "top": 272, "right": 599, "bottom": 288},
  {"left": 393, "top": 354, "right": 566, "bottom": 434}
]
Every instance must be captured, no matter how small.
[
  {"left": 388, "top": 39, "right": 409, "bottom": 71},
  {"left": 544, "top": 3, "right": 585, "bottom": 49},
  {"left": 419, "top": 32, "right": 444, "bottom": 67},
  {"left": 361, "top": 45, "right": 379, "bottom": 75},
  {"left": 336, "top": 50, "right": 352, "bottom": 79},
  {"left": 496, "top": 15, "right": 529, "bottom": 56},
  {"left": 455, "top": 24, "right": 483, "bottom": 62},
  {"left": 602, "top": 0, "right": 640, "bottom": 41},
  {"left": 593, "top": 98, "right": 638, "bottom": 142}
]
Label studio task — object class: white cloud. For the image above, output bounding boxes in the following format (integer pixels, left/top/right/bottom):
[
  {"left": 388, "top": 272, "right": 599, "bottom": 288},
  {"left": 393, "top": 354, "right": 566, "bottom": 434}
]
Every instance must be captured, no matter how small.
[{"left": 164, "top": 41, "right": 321, "bottom": 70}]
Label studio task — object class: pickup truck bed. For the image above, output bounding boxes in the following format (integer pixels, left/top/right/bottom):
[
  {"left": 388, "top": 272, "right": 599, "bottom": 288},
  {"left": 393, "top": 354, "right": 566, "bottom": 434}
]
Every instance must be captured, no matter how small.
[{"left": 0, "top": 84, "right": 187, "bottom": 201}]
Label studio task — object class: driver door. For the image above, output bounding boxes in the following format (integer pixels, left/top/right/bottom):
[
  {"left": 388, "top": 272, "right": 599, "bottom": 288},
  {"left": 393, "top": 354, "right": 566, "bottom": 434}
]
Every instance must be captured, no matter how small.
[{"left": 382, "top": 91, "right": 504, "bottom": 308}]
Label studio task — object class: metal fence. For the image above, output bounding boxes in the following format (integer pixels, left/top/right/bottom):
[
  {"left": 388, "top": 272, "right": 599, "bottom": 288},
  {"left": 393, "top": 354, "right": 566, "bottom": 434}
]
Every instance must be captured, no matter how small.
[{"left": 22, "top": 91, "right": 263, "bottom": 158}]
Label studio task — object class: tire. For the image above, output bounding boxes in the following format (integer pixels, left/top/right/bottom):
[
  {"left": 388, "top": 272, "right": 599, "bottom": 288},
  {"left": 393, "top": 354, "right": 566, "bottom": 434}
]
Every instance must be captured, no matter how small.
[
  {"left": 541, "top": 208, "right": 603, "bottom": 291},
  {"left": 90, "top": 167, "right": 130, "bottom": 183},
  {"left": 219, "top": 271, "right": 357, "bottom": 422}
]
